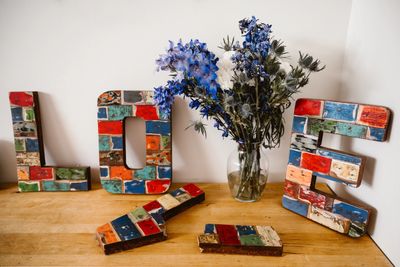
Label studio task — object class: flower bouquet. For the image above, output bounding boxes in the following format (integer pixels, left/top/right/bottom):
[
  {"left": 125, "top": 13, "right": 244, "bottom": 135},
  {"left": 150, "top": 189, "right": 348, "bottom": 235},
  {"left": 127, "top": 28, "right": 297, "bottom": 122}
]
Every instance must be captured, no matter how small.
[{"left": 154, "top": 16, "right": 324, "bottom": 202}]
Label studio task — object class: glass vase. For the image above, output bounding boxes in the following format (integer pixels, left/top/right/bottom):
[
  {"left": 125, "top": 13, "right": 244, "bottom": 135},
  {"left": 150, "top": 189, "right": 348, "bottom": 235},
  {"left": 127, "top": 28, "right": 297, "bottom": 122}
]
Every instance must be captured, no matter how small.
[{"left": 227, "top": 144, "right": 269, "bottom": 202}]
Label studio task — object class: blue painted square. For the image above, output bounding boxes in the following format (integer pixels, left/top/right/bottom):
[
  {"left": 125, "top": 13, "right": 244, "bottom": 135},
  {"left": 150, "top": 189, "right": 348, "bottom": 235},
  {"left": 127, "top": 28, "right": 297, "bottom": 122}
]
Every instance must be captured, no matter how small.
[
  {"left": 236, "top": 225, "right": 256, "bottom": 236},
  {"left": 368, "top": 127, "right": 385, "bottom": 141},
  {"left": 282, "top": 195, "right": 309, "bottom": 217},
  {"left": 97, "top": 107, "right": 108, "bottom": 119},
  {"left": 111, "top": 214, "right": 142, "bottom": 241},
  {"left": 332, "top": 201, "right": 369, "bottom": 223},
  {"left": 204, "top": 224, "right": 215, "bottom": 234},
  {"left": 70, "top": 182, "right": 88, "bottom": 191},
  {"left": 170, "top": 188, "right": 186, "bottom": 197},
  {"left": 100, "top": 167, "right": 109, "bottom": 178},
  {"left": 158, "top": 166, "right": 172, "bottom": 179},
  {"left": 316, "top": 149, "right": 362, "bottom": 165},
  {"left": 124, "top": 180, "right": 145, "bottom": 194},
  {"left": 111, "top": 136, "right": 123, "bottom": 150},
  {"left": 146, "top": 121, "right": 170, "bottom": 135},
  {"left": 323, "top": 102, "right": 358, "bottom": 122},
  {"left": 288, "top": 149, "right": 301, "bottom": 166},
  {"left": 292, "top": 116, "right": 307, "bottom": 133},
  {"left": 11, "top": 107, "right": 23, "bottom": 122},
  {"left": 149, "top": 211, "right": 165, "bottom": 226},
  {"left": 26, "top": 138, "right": 39, "bottom": 152}
]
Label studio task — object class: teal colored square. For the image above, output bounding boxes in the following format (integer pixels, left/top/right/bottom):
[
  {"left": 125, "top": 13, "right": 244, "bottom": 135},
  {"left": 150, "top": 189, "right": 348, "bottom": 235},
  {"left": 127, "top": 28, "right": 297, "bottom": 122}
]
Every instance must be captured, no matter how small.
[
  {"left": 336, "top": 122, "right": 367, "bottom": 138},
  {"left": 101, "top": 179, "right": 122, "bottom": 193},
  {"left": 108, "top": 105, "right": 133, "bottom": 121},
  {"left": 42, "top": 181, "right": 70, "bottom": 192},
  {"left": 99, "top": 136, "right": 110, "bottom": 151},
  {"left": 134, "top": 166, "right": 156, "bottom": 180}
]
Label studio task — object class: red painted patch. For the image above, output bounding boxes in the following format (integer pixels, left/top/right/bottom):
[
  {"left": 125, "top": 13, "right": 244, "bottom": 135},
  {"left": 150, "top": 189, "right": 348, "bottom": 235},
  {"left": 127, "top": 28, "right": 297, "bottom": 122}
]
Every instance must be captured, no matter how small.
[
  {"left": 136, "top": 218, "right": 161, "bottom": 236},
  {"left": 299, "top": 186, "right": 326, "bottom": 209},
  {"left": 358, "top": 105, "right": 389, "bottom": 128},
  {"left": 182, "top": 183, "right": 204, "bottom": 197},
  {"left": 9, "top": 92, "right": 34, "bottom": 107},
  {"left": 294, "top": 99, "right": 323, "bottom": 116},
  {"left": 301, "top": 152, "right": 332, "bottom": 174},
  {"left": 98, "top": 121, "right": 123, "bottom": 135},
  {"left": 29, "top": 166, "right": 54, "bottom": 180},
  {"left": 215, "top": 224, "right": 241, "bottom": 246},
  {"left": 143, "top": 200, "right": 163, "bottom": 212},
  {"left": 146, "top": 180, "right": 170, "bottom": 194},
  {"left": 284, "top": 180, "right": 300, "bottom": 198},
  {"left": 136, "top": 105, "right": 159, "bottom": 120}
]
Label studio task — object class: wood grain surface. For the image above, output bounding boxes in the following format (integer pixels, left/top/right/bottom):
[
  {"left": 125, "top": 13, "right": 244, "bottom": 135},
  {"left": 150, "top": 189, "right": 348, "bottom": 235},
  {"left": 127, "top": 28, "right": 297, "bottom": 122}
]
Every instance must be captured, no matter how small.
[{"left": 0, "top": 183, "right": 392, "bottom": 266}]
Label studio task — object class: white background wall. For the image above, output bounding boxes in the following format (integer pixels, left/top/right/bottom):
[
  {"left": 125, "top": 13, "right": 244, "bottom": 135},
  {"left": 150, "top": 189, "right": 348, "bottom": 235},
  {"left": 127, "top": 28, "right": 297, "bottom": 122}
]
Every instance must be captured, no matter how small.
[
  {"left": 335, "top": 0, "right": 400, "bottom": 265},
  {"left": 0, "top": 0, "right": 398, "bottom": 264}
]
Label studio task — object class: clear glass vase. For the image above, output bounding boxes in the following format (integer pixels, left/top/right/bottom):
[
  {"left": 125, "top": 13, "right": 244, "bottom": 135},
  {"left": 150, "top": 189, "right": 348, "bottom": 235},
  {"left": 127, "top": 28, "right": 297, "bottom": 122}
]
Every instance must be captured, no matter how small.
[{"left": 227, "top": 144, "right": 269, "bottom": 202}]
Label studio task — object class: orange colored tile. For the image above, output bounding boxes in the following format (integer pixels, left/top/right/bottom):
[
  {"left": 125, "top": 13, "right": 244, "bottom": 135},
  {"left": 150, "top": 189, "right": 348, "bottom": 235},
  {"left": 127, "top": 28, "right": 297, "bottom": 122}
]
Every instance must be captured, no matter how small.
[
  {"left": 97, "top": 223, "right": 120, "bottom": 244},
  {"left": 17, "top": 166, "right": 29, "bottom": 180},
  {"left": 286, "top": 165, "right": 313, "bottom": 186},
  {"left": 146, "top": 135, "right": 160, "bottom": 151},
  {"left": 110, "top": 166, "right": 133, "bottom": 180}
]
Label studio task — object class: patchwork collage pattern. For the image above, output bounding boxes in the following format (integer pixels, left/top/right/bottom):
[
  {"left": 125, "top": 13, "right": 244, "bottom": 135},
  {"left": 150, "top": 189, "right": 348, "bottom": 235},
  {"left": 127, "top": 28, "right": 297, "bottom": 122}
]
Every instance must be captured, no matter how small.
[
  {"left": 198, "top": 224, "right": 283, "bottom": 256},
  {"left": 9, "top": 92, "right": 90, "bottom": 192},
  {"left": 283, "top": 99, "right": 391, "bottom": 237},
  {"left": 96, "top": 183, "right": 205, "bottom": 254},
  {"left": 97, "top": 90, "right": 172, "bottom": 194}
]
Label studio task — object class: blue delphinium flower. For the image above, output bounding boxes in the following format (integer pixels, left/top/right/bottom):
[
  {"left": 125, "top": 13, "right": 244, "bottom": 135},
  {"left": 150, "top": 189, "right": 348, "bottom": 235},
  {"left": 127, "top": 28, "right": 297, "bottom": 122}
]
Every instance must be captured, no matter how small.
[
  {"left": 233, "top": 16, "right": 272, "bottom": 78},
  {"left": 154, "top": 39, "right": 221, "bottom": 117},
  {"left": 154, "top": 16, "right": 324, "bottom": 146}
]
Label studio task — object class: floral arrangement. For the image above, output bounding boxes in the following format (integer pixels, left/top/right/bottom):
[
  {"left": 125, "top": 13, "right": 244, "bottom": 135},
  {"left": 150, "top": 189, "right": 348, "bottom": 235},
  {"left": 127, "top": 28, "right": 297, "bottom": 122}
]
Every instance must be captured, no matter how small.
[{"left": 154, "top": 16, "right": 324, "bottom": 201}]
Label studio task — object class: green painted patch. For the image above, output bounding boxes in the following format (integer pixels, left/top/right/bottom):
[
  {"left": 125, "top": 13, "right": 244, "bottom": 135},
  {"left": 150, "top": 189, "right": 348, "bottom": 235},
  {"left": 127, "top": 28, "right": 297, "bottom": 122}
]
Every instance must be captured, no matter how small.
[
  {"left": 15, "top": 138, "right": 26, "bottom": 152},
  {"left": 42, "top": 181, "right": 70, "bottom": 191},
  {"left": 24, "top": 108, "right": 35, "bottom": 121},
  {"left": 130, "top": 207, "right": 149, "bottom": 221},
  {"left": 161, "top": 135, "right": 171, "bottom": 149},
  {"left": 18, "top": 181, "right": 39, "bottom": 192},
  {"left": 108, "top": 105, "right": 133, "bottom": 120},
  {"left": 134, "top": 166, "right": 156, "bottom": 180},
  {"left": 336, "top": 122, "right": 367, "bottom": 138},
  {"left": 99, "top": 136, "right": 110, "bottom": 151},
  {"left": 101, "top": 179, "right": 122, "bottom": 193},
  {"left": 307, "top": 118, "right": 337, "bottom": 136},
  {"left": 56, "top": 168, "right": 87, "bottom": 180},
  {"left": 348, "top": 222, "right": 366, "bottom": 237},
  {"left": 239, "top": 235, "right": 264, "bottom": 246}
]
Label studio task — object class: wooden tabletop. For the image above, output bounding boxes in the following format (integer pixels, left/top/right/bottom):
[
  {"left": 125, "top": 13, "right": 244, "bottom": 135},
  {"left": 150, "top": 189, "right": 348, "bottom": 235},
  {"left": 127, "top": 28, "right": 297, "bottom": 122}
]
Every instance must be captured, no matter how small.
[{"left": 0, "top": 182, "right": 392, "bottom": 266}]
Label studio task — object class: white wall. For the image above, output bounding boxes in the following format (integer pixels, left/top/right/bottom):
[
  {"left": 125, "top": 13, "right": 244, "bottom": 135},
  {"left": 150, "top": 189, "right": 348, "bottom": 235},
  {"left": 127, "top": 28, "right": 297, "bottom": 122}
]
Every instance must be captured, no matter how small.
[
  {"left": 336, "top": 0, "right": 400, "bottom": 265},
  {"left": 1, "top": 0, "right": 399, "bottom": 264},
  {"left": 0, "top": 0, "right": 351, "bottom": 183}
]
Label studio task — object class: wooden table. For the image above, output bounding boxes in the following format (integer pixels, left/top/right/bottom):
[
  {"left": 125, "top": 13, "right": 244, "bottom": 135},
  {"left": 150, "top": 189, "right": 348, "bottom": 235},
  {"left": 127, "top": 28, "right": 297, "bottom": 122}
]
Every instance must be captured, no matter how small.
[{"left": 0, "top": 183, "right": 392, "bottom": 266}]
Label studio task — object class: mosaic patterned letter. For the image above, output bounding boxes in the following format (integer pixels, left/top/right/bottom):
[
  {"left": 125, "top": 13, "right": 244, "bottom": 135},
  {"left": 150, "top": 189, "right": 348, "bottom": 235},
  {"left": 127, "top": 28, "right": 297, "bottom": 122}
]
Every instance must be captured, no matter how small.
[
  {"left": 9, "top": 92, "right": 90, "bottom": 192},
  {"left": 97, "top": 90, "right": 172, "bottom": 194},
  {"left": 198, "top": 224, "right": 283, "bottom": 256},
  {"left": 96, "top": 183, "right": 205, "bottom": 254},
  {"left": 282, "top": 99, "right": 391, "bottom": 237}
]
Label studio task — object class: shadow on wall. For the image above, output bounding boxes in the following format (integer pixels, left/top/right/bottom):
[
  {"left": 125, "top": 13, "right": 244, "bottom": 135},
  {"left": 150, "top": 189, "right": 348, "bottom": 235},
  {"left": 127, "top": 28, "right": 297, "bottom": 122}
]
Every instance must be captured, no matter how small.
[
  {"left": 39, "top": 92, "right": 78, "bottom": 164},
  {"left": 0, "top": 140, "right": 17, "bottom": 183},
  {"left": 331, "top": 82, "right": 395, "bottom": 236}
]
